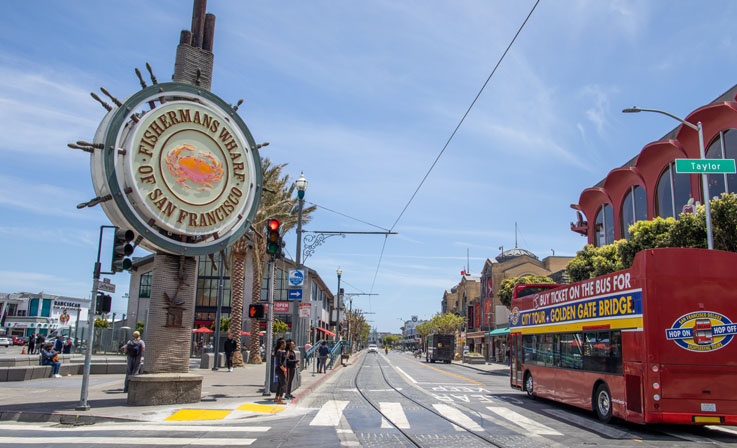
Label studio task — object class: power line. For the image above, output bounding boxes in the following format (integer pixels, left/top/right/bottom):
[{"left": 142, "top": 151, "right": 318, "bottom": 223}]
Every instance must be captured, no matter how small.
[
  {"left": 389, "top": 0, "right": 540, "bottom": 232},
  {"left": 369, "top": 0, "right": 541, "bottom": 296},
  {"left": 306, "top": 201, "right": 390, "bottom": 232}
]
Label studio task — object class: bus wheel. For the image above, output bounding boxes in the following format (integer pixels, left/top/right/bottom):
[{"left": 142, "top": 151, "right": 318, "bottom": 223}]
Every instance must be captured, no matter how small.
[
  {"left": 524, "top": 372, "right": 534, "bottom": 399},
  {"left": 594, "top": 383, "right": 612, "bottom": 423}
]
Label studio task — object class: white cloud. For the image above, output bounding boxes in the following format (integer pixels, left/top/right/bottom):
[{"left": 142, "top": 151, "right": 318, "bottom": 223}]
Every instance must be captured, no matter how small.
[
  {"left": 0, "top": 271, "right": 90, "bottom": 299},
  {"left": 0, "top": 226, "right": 97, "bottom": 247},
  {"left": 0, "top": 174, "right": 97, "bottom": 219}
]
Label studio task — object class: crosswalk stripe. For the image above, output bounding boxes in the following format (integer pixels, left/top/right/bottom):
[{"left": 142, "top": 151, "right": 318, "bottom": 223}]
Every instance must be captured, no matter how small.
[
  {"left": 310, "top": 399, "right": 349, "bottom": 426},
  {"left": 379, "top": 402, "right": 410, "bottom": 429},
  {"left": 707, "top": 425, "right": 737, "bottom": 436},
  {"left": 543, "top": 408, "right": 633, "bottom": 439},
  {"left": 0, "top": 437, "right": 256, "bottom": 446},
  {"left": 432, "top": 403, "right": 484, "bottom": 431},
  {"left": 0, "top": 424, "right": 270, "bottom": 433},
  {"left": 486, "top": 406, "right": 562, "bottom": 435}
]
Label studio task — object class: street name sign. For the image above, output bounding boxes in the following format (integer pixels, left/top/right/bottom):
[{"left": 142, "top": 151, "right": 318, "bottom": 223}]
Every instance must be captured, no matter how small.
[
  {"left": 288, "top": 288, "right": 303, "bottom": 300},
  {"left": 97, "top": 279, "right": 116, "bottom": 293},
  {"left": 675, "top": 159, "right": 736, "bottom": 174}
]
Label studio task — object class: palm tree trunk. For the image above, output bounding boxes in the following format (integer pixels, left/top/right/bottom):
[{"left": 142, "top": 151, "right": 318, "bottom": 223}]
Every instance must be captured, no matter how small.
[
  {"left": 248, "top": 239, "right": 265, "bottom": 364},
  {"left": 229, "top": 241, "right": 247, "bottom": 367}
]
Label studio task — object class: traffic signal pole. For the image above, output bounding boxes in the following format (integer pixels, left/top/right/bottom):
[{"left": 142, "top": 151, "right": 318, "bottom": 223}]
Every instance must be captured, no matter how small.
[
  {"left": 263, "top": 258, "right": 275, "bottom": 396},
  {"left": 77, "top": 225, "right": 115, "bottom": 411}
]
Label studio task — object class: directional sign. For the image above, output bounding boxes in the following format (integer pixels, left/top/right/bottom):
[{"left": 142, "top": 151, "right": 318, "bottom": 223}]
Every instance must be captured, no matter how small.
[
  {"left": 288, "top": 269, "right": 305, "bottom": 287},
  {"left": 96, "top": 279, "right": 116, "bottom": 293},
  {"left": 675, "top": 158, "right": 736, "bottom": 174},
  {"left": 288, "top": 289, "right": 303, "bottom": 300}
]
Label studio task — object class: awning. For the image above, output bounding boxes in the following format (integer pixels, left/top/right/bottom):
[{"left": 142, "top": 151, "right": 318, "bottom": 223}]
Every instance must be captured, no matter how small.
[
  {"left": 315, "top": 326, "right": 336, "bottom": 337},
  {"left": 487, "top": 328, "right": 510, "bottom": 336}
]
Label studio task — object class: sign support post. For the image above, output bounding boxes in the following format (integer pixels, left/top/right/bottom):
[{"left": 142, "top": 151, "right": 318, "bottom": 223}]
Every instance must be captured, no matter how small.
[{"left": 263, "top": 259, "right": 275, "bottom": 396}]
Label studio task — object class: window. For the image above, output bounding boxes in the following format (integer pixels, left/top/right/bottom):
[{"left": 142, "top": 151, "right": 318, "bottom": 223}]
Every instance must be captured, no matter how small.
[
  {"left": 196, "top": 252, "right": 231, "bottom": 309},
  {"left": 705, "top": 129, "right": 737, "bottom": 199},
  {"left": 594, "top": 203, "right": 614, "bottom": 246},
  {"left": 621, "top": 185, "right": 647, "bottom": 239},
  {"left": 656, "top": 162, "right": 692, "bottom": 218},
  {"left": 139, "top": 272, "right": 152, "bottom": 298},
  {"left": 523, "top": 330, "right": 621, "bottom": 374},
  {"left": 29, "top": 299, "right": 39, "bottom": 317}
]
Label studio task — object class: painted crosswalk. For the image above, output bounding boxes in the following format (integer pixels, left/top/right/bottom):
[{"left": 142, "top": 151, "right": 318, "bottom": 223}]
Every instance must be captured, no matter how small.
[
  {"left": 486, "top": 406, "right": 562, "bottom": 435},
  {"left": 0, "top": 423, "right": 269, "bottom": 446},
  {"left": 309, "top": 399, "right": 350, "bottom": 426}
]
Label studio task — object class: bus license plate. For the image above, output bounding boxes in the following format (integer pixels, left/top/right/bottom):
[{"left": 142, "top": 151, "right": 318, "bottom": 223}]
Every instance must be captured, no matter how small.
[{"left": 701, "top": 403, "right": 717, "bottom": 412}]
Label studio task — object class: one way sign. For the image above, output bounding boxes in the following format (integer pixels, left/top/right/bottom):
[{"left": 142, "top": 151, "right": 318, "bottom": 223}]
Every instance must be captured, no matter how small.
[{"left": 288, "top": 289, "right": 303, "bottom": 300}]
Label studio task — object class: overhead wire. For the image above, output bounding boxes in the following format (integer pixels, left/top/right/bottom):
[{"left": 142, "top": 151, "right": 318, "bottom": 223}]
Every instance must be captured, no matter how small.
[
  {"left": 306, "top": 201, "right": 390, "bottom": 232},
  {"left": 368, "top": 0, "right": 541, "bottom": 294}
]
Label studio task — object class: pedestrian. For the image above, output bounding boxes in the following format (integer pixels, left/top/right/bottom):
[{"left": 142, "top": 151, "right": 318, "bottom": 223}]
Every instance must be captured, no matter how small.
[
  {"left": 285, "top": 339, "right": 298, "bottom": 399},
  {"left": 36, "top": 334, "right": 45, "bottom": 354},
  {"left": 63, "top": 338, "right": 72, "bottom": 354},
  {"left": 317, "top": 341, "right": 329, "bottom": 373},
  {"left": 123, "top": 330, "right": 145, "bottom": 393},
  {"left": 273, "top": 338, "right": 287, "bottom": 405},
  {"left": 40, "top": 342, "right": 61, "bottom": 378},
  {"left": 28, "top": 333, "right": 35, "bottom": 355},
  {"left": 53, "top": 335, "right": 64, "bottom": 352},
  {"left": 224, "top": 333, "right": 237, "bottom": 372}
]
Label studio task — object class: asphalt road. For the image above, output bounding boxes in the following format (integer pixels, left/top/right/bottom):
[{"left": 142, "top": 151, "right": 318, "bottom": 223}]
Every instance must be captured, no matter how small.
[{"left": 1, "top": 351, "right": 736, "bottom": 447}]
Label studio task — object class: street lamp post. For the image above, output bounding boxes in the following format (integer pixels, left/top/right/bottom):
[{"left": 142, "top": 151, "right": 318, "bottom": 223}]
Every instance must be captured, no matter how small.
[
  {"left": 335, "top": 267, "right": 342, "bottom": 342},
  {"left": 294, "top": 173, "right": 307, "bottom": 348},
  {"left": 623, "top": 107, "right": 714, "bottom": 250}
]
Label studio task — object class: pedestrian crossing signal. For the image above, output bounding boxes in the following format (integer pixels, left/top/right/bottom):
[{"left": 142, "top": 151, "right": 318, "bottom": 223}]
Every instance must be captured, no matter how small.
[{"left": 249, "top": 304, "right": 265, "bottom": 319}]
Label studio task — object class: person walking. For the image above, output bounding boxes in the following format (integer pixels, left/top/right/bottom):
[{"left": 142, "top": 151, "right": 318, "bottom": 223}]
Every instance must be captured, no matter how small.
[
  {"left": 40, "top": 342, "right": 61, "bottom": 378},
  {"left": 224, "top": 333, "right": 237, "bottom": 372},
  {"left": 123, "top": 331, "right": 145, "bottom": 393},
  {"left": 285, "top": 339, "right": 298, "bottom": 399},
  {"left": 273, "top": 338, "right": 287, "bottom": 405},
  {"left": 317, "top": 341, "right": 329, "bottom": 373},
  {"left": 28, "top": 333, "right": 35, "bottom": 355}
]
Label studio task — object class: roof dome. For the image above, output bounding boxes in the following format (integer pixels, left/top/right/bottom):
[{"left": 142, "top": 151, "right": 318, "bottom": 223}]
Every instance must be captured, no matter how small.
[{"left": 495, "top": 248, "right": 538, "bottom": 263}]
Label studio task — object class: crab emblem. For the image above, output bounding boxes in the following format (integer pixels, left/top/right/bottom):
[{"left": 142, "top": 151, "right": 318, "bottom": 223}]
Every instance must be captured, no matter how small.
[{"left": 165, "top": 144, "right": 224, "bottom": 191}]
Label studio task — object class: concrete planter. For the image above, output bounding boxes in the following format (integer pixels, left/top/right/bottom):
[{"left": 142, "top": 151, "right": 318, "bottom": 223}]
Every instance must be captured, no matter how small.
[{"left": 463, "top": 355, "right": 485, "bottom": 364}]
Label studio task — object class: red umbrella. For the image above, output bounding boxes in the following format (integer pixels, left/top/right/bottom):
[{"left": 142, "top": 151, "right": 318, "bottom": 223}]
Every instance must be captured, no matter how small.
[{"left": 193, "top": 327, "right": 213, "bottom": 333}]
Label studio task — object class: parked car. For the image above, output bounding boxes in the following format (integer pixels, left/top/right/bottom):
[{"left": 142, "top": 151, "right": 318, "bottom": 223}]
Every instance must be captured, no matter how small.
[
  {"left": 0, "top": 337, "right": 11, "bottom": 347},
  {"left": 12, "top": 336, "right": 28, "bottom": 346}
]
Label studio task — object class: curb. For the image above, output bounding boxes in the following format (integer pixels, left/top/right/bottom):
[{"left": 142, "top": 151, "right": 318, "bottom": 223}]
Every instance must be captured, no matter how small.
[
  {"left": 290, "top": 351, "right": 363, "bottom": 406},
  {"left": 451, "top": 361, "right": 509, "bottom": 375},
  {"left": 0, "top": 410, "right": 141, "bottom": 425}
]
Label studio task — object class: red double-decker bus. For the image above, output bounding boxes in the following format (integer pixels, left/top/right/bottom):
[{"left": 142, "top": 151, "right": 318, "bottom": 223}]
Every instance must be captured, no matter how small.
[{"left": 509, "top": 248, "right": 737, "bottom": 425}]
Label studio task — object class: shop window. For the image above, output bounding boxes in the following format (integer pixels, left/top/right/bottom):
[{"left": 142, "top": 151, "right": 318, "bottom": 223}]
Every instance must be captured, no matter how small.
[
  {"left": 725, "top": 129, "right": 737, "bottom": 194},
  {"left": 656, "top": 162, "right": 691, "bottom": 218},
  {"left": 594, "top": 203, "right": 614, "bottom": 246},
  {"left": 621, "top": 185, "right": 647, "bottom": 239},
  {"left": 139, "top": 272, "right": 152, "bottom": 299}
]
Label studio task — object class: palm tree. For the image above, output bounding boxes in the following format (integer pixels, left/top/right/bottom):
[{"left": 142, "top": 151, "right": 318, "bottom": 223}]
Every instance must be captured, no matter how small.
[{"left": 228, "top": 158, "right": 316, "bottom": 364}]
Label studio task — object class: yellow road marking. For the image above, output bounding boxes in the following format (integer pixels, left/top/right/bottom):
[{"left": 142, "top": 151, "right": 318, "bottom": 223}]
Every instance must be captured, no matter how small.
[
  {"left": 165, "top": 409, "right": 232, "bottom": 421},
  {"left": 235, "top": 403, "right": 286, "bottom": 413},
  {"left": 409, "top": 359, "right": 484, "bottom": 385}
]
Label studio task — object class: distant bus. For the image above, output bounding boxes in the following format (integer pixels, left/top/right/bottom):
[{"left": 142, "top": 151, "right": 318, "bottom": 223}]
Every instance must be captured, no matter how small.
[{"left": 509, "top": 248, "right": 737, "bottom": 425}]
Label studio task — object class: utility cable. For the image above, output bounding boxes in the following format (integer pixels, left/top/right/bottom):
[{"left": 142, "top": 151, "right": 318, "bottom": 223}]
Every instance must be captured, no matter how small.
[
  {"left": 306, "top": 201, "right": 390, "bottom": 232},
  {"left": 369, "top": 0, "right": 541, "bottom": 295}
]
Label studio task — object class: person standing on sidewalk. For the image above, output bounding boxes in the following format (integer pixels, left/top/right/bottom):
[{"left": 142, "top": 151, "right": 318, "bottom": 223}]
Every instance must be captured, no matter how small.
[
  {"left": 28, "top": 333, "right": 35, "bottom": 355},
  {"left": 123, "top": 331, "right": 145, "bottom": 393},
  {"left": 35, "top": 334, "right": 45, "bottom": 354},
  {"left": 224, "top": 333, "right": 237, "bottom": 372},
  {"left": 285, "top": 339, "right": 298, "bottom": 399},
  {"left": 273, "top": 338, "right": 287, "bottom": 405},
  {"left": 317, "top": 341, "right": 329, "bottom": 373}
]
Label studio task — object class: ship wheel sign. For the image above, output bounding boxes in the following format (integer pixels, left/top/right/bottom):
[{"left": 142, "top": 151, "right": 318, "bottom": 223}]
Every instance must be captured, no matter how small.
[{"left": 86, "top": 81, "right": 263, "bottom": 255}]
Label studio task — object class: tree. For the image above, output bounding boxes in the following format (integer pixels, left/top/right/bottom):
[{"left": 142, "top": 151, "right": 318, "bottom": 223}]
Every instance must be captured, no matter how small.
[
  {"left": 135, "top": 321, "right": 145, "bottom": 335},
  {"left": 227, "top": 158, "right": 316, "bottom": 364},
  {"left": 429, "top": 312, "right": 465, "bottom": 334},
  {"left": 210, "top": 317, "right": 230, "bottom": 332},
  {"left": 273, "top": 319, "right": 289, "bottom": 336},
  {"left": 94, "top": 318, "right": 109, "bottom": 329},
  {"left": 498, "top": 275, "right": 556, "bottom": 307},
  {"left": 710, "top": 193, "right": 737, "bottom": 252},
  {"left": 383, "top": 335, "right": 397, "bottom": 347}
]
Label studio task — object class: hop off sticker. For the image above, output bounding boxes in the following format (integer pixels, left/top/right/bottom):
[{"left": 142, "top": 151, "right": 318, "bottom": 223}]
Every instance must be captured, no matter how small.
[{"left": 665, "top": 311, "right": 737, "bottom": 352}]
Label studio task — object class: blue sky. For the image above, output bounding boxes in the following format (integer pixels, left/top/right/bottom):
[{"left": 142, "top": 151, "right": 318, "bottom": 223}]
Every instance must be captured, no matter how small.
[{"left": 2, "top": 1, "right": 737, "bottom": 333}]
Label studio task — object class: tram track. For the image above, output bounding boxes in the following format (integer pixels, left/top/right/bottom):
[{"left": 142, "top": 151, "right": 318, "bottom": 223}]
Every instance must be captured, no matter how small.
[{"left": 353, "top": 352, "right": 508, "bottom": 448}]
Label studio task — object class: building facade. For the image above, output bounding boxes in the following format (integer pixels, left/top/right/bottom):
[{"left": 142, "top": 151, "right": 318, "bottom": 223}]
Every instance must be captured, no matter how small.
[
  {"left": 1, "top": 292, "right": 89, "bottom": 339},
  {"left": 572, "top": 84, "right": 737, "bottom": 245}
]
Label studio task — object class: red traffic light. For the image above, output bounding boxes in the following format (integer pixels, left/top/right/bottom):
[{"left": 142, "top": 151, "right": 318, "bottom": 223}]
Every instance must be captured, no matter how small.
[{"left": 268, "top": 219, "right": 281, "bottom": 231}]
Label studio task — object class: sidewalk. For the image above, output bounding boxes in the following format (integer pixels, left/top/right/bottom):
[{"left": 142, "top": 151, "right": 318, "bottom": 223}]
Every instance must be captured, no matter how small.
[
  {"left": 451, "top": 360, "right": 510, "bottom": 375},
  {"left": 0, "top": 353, "right": 361, "bottom": 425}
]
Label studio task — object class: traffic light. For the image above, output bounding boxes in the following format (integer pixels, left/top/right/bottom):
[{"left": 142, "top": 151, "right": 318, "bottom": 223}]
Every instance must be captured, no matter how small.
[
  {"left": 111, "top": 228, "right": 135, "bottom": 272},
  {"left": 248, "top": 304, "right": 265, "bottom": 319},
  {"left": 266, "top": 218, "right": 283, "bottom": 258},
  {"left": 96, "top": 293, "right": 112, "bottom": 314}
]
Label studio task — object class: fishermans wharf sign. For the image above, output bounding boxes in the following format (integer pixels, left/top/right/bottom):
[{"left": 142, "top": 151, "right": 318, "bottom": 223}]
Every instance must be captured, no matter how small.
[{"left": 90, "top": 82, "right": 263, "bottom": 255}]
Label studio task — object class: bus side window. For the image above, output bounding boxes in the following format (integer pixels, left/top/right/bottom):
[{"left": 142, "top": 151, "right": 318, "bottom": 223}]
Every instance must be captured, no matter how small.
[{"left": 553, "top": 334, "right": 561, "bottom": 367}]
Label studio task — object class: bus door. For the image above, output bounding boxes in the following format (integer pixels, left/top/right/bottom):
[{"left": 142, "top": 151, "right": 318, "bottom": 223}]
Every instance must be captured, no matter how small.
[{"left": 510, "top": 333, "right": 523, "bottom": 388}]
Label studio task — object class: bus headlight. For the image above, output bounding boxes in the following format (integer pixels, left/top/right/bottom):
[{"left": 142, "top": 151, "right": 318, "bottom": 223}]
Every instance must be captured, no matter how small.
[{"left": 653, "top": 394, "right": 660, "bottom": 401}]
